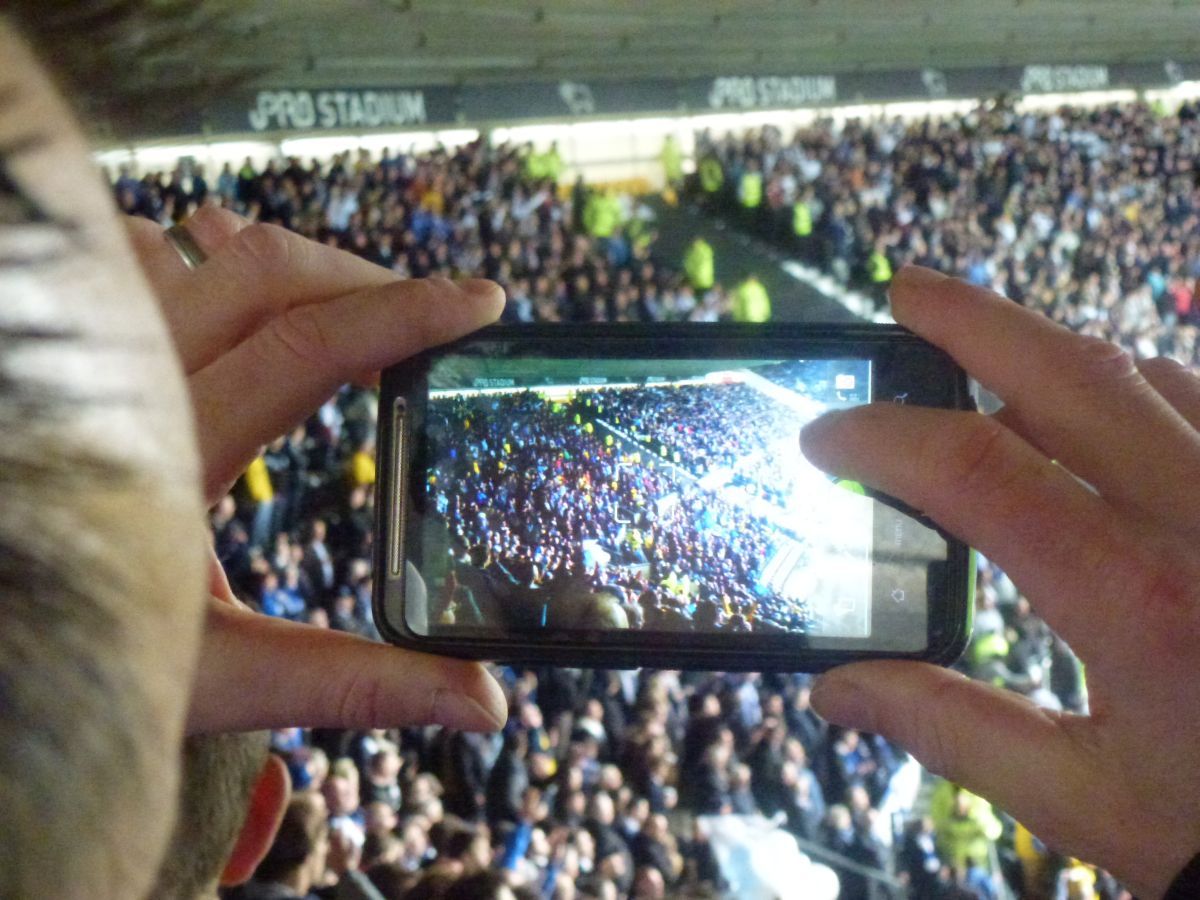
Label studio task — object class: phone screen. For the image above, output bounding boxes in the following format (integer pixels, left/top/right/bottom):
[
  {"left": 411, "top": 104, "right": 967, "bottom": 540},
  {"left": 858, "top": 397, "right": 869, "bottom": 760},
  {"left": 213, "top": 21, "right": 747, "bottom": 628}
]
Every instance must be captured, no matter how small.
[{"left": 401, "top": 350, "right": 942, "bottom": 652}]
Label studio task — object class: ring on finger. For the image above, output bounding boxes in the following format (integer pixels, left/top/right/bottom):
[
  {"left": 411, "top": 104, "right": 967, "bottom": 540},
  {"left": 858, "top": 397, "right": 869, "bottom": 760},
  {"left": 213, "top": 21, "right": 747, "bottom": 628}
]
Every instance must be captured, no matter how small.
[{"left": 164, "top": 222, "right": 208, "bottom": 270}]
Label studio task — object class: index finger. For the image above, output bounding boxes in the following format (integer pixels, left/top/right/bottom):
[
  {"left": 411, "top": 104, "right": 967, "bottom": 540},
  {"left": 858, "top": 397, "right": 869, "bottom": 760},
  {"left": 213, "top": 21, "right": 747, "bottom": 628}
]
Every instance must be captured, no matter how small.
[
  {"left": 189, "top": 599, "right": 508, "bottom": 734},
  {"left": 191, "top": 275, "right": 504, "bottom": 502},
  {"left": 890, "top": 266, "right": 1200, "bottom": 527},
  {"left": 127, "top": 207, "right": 401, "bottom": 373}
]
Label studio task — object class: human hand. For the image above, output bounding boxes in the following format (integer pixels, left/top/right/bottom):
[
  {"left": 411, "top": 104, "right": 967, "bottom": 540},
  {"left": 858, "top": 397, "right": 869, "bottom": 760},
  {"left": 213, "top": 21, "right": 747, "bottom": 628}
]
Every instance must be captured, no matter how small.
[
  {"left": 125, "top": 206, "right": 508, "bottom": 735},
  {"left": 800, "top": 265, "right": 1200, "bottom": 898}
]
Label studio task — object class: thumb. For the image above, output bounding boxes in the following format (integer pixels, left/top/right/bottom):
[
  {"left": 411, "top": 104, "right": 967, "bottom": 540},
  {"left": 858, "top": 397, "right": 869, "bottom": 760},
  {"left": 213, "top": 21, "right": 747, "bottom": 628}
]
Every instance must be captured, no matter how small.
[
  {"left": 811, "top": 661, "right": 1090, "bottom": 832},
  {"left": 187, "top": 598, "right": 508, "bottom": 734}
]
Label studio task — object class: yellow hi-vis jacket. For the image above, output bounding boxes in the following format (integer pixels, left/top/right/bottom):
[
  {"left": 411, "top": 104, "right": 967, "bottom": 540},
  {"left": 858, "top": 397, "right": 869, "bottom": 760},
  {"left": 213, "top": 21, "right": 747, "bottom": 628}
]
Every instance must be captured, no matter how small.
[
  {"left": 683, "top": 239, "right": 715, "bottom": 291},
  {"left": 733, "top": 277, "right": 771, "bottom": 322},
  {"left": 793, "top": 201, "right": 813, "bottom": 237},
  {"left": 738, "top": 170, "right": 763, "bottom": 208},
  {"left": 868, "top": 250, "right": 894, "bottom": 283}
]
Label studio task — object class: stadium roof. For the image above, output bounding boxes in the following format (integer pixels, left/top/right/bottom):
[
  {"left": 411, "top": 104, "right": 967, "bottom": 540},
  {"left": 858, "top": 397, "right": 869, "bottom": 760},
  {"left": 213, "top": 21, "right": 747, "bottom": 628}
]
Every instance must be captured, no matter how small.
[{"left": 178, "top": 0, "right": 1198, "bottom": 87}]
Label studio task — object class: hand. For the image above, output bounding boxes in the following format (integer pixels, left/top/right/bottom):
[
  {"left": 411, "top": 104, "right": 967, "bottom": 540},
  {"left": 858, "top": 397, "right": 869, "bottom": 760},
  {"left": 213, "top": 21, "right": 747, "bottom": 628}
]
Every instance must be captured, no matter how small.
[
  {"left": 126, "top": 206, "right": 508, "bottom": 735},
  {"left": 800, "top": 265, "right": 1200, "bottom": 898}
]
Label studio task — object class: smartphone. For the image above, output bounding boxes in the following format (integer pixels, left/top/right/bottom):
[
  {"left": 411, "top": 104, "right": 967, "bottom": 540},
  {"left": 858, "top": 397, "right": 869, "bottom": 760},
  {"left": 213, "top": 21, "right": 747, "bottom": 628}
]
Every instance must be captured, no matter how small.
[{"left": 373, "top": 322, "right": 975, "bottom": 671}]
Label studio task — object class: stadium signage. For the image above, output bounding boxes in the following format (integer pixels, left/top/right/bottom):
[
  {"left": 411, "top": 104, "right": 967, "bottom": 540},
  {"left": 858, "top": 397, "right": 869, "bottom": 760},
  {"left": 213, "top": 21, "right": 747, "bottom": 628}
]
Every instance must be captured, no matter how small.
[
  {"left": 707, "top": 76, "right": 838, "bottom": 109},
  {"left": 178, "top": 60, "right": 1200, "bottom": 140},
  {"left": 246, "top": 89, "right": 430, "bottom": 132},
  {"left": 1020, "top": 65, "right": 1110, "bottom": 94}
]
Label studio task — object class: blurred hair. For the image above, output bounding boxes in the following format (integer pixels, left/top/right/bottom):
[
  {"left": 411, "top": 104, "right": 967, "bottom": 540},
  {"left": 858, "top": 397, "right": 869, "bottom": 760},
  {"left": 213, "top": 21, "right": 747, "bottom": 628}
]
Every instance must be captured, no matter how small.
[
  {"left": 253, "top": 795, "right": 328, "bottom": 883},
  {"left": 362, "top": 831, "right": 400, "bottom": 869},
  {"left": 443, "top": 823, "right": 485, "bottom": 860},
  {"left": 3, "top": 1, "right": 259, "bottom": 139},
  {"left": 402, "top": 872, "right": 457, "bottom": 900},
  {"left": 445, "top": 870, "right": 522, "bottom": 900},
  {"left": 366, "top": 861, "right": 418, "bottom": 900},
  {"left": 0, "top": 414, "right": 158, "bottom": 896},
  {"left": 0, "top": 14, "right": 215, "bottom": 897},
  {"left": 144, "top": 732, "right": 270, "bottom": 900}
]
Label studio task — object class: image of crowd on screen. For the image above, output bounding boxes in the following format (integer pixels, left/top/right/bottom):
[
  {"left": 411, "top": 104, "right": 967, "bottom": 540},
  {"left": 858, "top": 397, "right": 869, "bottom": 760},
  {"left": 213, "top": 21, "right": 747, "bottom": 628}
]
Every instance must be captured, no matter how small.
[{"left": 425, "top": 388, "right": 812, "bottom": 637}]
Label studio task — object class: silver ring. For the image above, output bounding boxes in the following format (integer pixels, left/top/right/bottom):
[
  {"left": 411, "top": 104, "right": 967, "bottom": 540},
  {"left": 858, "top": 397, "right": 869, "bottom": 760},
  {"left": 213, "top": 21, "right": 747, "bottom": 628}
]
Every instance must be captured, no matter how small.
[{"left": 164, "top": 223, "right": 208, "bottom": 270}]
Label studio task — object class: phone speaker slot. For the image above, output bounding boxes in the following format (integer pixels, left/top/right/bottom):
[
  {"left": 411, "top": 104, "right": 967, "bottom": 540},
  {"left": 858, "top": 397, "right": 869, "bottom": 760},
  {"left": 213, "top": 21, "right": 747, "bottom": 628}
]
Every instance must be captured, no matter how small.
[{"left": 389, "top": 398, "right": 408, "bottom": 579}]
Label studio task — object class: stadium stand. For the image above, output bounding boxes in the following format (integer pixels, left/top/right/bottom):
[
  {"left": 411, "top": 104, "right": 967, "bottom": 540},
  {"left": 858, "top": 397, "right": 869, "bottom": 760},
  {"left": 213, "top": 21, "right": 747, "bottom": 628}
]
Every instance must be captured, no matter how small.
[
  {"left": 692, "top": 100, "right": 1200, "bottom": 368},
  {"left": 113, "top": 140, "right": 732, "bottom": 328},
  {"left": 107, "top": 122, "right": 1129, "bottom": 898}
]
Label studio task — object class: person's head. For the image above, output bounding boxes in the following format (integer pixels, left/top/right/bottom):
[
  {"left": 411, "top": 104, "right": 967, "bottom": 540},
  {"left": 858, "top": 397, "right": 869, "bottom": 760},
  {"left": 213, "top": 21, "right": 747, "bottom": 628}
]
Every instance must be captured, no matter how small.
[
  {"left": 953, "top": 787, "right": 973, "bottom": 817},
  {"left": 445, "top": 824, "right": 492, "bottom": 872},
  {"left": 305, "top": 746, "right": 330, "bottom": 789},
  {"left": 644, "top": 813, "right": 670, "bottom": 843},
  {"left": 632, "top": 865, "right": 665, "bottom": 900},
  {"left": 518, "top": 700, "right": 544, "bottom": 731},
  {"left": 401, "top": 819, "right": 430, "bottom": 862},
  {"left": 598, "top": 764, "right": 623, "bottom": 793},
  {"left": 307, "top": 518, "right": 326, "bottom": 543},
  {"left": 444, "top": 870, "right": 519, "bottom": 900},
  {"left": 365, "top": 801, "right": 399, "bottom": 838},
  {"left": 407, "top": 771, "right": 444, "bottom": 807},
  {"left": 0, "top": 9, "right": 209, "bottom": 898},
  {"left": 365, "top": 861, "right": 418, "bottom": 899},
  {"left": 846, "top": 783, "right": 872, "bottom": 814},
  {"left": 363, "top": 829, "right": 400, "bottom": 870},
  {"left": 369, "top": 745, "right": 403, "bottom": 784},
  {"left": 826, "top": 804, "right": 853, "bottom": 833},
  {"left": 588, "top": 791, "right": 615, "bottom": 825},
  {"left": 252, "top": 794, "right": 330, "bottom": 893},
  {"left": 323, "top": 762, "right": 361, "bottom": 817},
  {"left": 520, "top": 785, "right": 547, "bottom": 822}
]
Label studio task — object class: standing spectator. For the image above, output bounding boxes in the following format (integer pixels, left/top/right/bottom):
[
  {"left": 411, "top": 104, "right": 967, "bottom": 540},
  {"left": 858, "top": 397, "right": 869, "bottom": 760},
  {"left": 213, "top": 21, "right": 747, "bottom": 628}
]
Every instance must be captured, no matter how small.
[
  {"left": 486, "top": 731, "right": 530, "bottom": 828},
  {"left": 301, "top": 519, "right": 336, "bottom": 603},
  {"left": 732, "top": 273, "right": 771, "bottom": 322}
]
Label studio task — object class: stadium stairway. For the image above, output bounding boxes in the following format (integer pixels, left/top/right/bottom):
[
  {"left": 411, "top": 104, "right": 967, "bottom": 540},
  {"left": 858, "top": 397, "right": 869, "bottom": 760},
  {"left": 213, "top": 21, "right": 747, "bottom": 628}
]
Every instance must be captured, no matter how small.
[{"left": 648, "top": 199, "right": 860, "bottom": 324}]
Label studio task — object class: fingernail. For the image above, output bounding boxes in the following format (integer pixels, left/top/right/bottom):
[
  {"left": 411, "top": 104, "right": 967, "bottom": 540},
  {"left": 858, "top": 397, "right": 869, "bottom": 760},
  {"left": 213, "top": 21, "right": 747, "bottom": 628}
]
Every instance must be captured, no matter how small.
[
  {"left": 461, "top": 278, "right": 504, "bottom": 299},
  {"left": 895, "top": 264, "right": 949, "bottom": 287},
  {"left": 432, "top": 687, "right": 506, "bottom": 732},
  {"left": 811, "top": 673, "right": 875, "bottom": 732},
  {"left": 889, "top": 265, "right": 950, "bottom": 316},
  {"left": 799, "top": 410, "right": 846, "bottom": 465}
]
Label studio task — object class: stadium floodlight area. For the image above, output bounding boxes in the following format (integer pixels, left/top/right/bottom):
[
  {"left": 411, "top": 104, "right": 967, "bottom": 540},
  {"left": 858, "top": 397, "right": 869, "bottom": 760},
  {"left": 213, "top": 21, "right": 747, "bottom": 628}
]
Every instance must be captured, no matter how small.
[{"left": 92, "top": 84, "right": 1200, "bottom": 188}]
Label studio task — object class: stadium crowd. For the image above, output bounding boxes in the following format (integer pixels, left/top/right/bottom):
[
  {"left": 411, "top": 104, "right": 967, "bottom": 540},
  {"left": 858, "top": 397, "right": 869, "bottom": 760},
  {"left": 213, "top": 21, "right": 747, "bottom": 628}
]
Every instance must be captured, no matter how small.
[
  {"left": 694, "top": 100, "right": 1200, "bottom": 367},
  {"left": 205, "top": 376, "right": 1106, "bottom": 900},
  {"left": 110, "top": 139, "right": 731, "bottom": 328},
  {"left": 112, "top": 126, "right": 1130, "bottom": 897}
]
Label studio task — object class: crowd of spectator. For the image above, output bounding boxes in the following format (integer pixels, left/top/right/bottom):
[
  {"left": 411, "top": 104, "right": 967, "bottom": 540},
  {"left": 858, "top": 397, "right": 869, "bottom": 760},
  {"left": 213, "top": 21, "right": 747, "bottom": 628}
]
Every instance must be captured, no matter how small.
[
  {"left": 111, "top": 118, "right": 1145, "bottom": 898},
  {"left": 694, "top": 100, "right": 1200, "bottom": 367},
  {"left": 426, "top": 387, "right": 811, "bottom": 637},
  {"left": 110, "top": 139, "right": 732, "bottom": 328},
  {"left": 204, "top": 381, "right": 1108, "bottom": 898}
]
